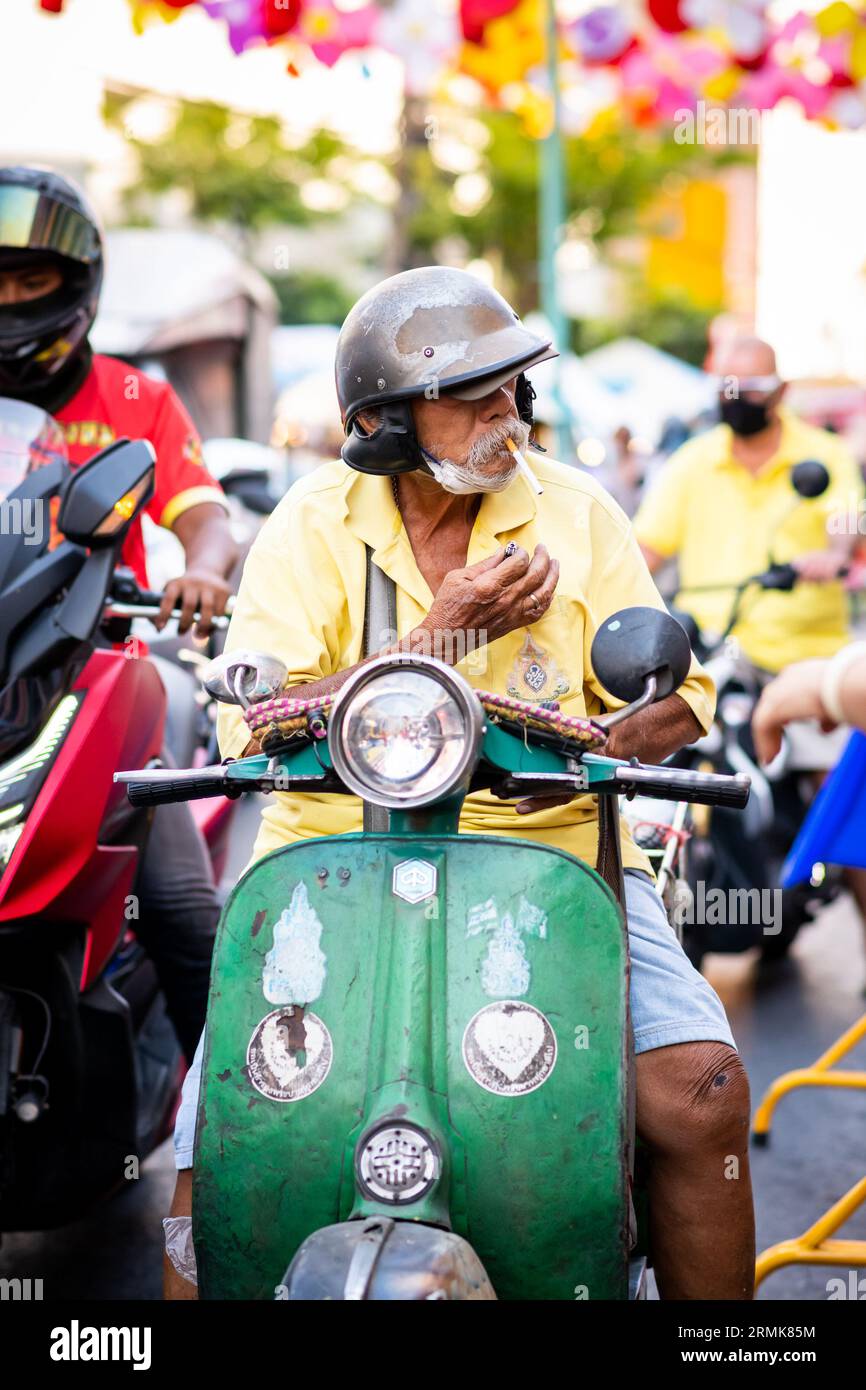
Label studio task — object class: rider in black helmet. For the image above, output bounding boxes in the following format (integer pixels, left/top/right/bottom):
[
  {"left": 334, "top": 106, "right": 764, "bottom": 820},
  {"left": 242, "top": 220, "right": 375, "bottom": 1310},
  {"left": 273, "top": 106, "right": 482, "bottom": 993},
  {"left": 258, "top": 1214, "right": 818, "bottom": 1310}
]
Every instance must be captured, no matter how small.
[
  {"left": 0, "top": 167, "right": 103, "bottom": 409},
  {"left": 0, "top": 167, "right": 238, "bottom": 1062}
]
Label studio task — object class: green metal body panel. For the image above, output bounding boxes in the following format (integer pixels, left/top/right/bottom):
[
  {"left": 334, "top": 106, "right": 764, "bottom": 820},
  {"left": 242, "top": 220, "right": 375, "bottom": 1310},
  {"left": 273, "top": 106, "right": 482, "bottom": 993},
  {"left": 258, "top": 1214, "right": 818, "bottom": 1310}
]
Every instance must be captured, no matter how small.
[{"left": 194, "top": 833, "right": 630, "bottom": 1300}]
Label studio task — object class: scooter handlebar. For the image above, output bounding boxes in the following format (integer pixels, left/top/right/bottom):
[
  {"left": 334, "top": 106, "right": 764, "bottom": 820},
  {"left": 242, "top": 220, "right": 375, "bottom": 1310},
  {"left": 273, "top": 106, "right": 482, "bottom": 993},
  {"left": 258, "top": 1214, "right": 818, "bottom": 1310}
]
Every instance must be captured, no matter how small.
[
  {"left": 611, "top": 763, "right": 750, "bottom": 809},
  {"left": 118, "top": 768, "right": 233, "bottom": 807}
]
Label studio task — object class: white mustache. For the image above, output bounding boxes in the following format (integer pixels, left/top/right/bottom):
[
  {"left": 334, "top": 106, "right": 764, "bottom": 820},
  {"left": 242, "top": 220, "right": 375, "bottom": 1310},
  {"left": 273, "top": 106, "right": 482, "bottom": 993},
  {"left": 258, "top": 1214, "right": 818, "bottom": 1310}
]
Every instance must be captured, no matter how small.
[{"left": 468, "top": 417, "right": 529, "bottom": 467}]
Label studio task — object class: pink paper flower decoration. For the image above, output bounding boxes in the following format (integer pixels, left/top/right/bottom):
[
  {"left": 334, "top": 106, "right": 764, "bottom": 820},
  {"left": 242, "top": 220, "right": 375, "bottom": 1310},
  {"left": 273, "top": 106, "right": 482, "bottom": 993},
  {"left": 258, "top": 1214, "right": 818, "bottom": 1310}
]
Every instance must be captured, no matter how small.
[{"left": 299, "top": 1, "right": 378, "bottom": 67}]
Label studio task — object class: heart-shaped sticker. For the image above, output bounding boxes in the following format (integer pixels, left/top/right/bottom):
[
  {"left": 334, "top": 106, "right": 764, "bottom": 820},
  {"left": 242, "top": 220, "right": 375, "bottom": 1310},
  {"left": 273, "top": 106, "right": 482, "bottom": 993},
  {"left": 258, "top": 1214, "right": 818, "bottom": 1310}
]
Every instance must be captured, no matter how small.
[
  {"left": 474, "top": 1007, "right": 544, "bottom": 1081},
  {"left": 462, "top": 1002, "right": 557, "bottom": 1097}
]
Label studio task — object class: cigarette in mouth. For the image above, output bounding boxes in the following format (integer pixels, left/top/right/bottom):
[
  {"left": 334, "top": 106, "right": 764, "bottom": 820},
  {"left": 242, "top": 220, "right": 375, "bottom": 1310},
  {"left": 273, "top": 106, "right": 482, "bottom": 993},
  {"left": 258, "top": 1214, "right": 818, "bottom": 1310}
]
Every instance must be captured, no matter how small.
[{"left": 506, "top": 437, "right": 543, "bottom": 495}]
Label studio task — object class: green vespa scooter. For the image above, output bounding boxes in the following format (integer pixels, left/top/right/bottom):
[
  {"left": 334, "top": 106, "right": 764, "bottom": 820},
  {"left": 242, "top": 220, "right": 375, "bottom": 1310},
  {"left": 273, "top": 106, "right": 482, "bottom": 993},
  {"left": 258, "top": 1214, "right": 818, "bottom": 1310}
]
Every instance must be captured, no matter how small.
[{"left": 117, "top": 606, "right": 749, "bottom": 1300}]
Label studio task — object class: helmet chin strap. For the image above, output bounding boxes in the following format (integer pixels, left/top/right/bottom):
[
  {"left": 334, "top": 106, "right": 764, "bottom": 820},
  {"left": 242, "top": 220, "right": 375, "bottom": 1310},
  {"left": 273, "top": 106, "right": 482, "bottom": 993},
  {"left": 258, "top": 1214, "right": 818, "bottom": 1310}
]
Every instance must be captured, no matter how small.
[{"left": 418, "top": 445, "right": 443, "bottom": 474}]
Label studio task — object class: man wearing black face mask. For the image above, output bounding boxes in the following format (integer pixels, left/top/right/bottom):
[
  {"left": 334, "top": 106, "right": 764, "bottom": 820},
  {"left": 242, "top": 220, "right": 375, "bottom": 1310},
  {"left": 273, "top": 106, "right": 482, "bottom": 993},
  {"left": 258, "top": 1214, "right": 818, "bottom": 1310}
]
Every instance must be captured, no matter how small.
[{"left": 633, "top": 335, "right": 861, "bottom": 675}]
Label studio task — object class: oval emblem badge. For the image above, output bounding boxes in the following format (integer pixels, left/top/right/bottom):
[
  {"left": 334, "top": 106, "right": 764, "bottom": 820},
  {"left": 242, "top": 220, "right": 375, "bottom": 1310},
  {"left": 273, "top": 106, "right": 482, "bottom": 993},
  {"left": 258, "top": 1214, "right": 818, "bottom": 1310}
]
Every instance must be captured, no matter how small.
[
  {"left": 462, "top": 1001, "right": 557, "bottom": 1097},
  {"left": 246, "top": 1007, "right": 333, "bottom": 1103}
]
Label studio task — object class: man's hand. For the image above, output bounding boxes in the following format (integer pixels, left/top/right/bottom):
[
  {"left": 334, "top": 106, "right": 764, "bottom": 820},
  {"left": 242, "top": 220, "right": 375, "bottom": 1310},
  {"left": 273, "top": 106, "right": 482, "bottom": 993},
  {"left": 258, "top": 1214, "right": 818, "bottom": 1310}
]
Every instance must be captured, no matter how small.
[
  {"left": 155, "top": 567, "right": 233, "bottom": 638},
  {"left": 792, "top": 551, "right": 848, "bottom": 584},
  {"left": 417, "top": 544, "right": 559, "bottom": 663},
  {"left": 160, "top": 501, "right": 238, "bottom": 637},
  {"left": 752, "top": 659, "right": 836, "bottom": 765}
]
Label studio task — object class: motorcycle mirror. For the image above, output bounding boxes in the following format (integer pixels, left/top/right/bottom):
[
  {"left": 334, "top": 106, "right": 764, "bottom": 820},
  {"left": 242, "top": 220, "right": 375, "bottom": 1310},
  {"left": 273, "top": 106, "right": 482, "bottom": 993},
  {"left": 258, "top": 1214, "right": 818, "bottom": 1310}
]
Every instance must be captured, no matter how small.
[
  {"left": 666, "top": 603, "right": 700, "bottom": 650},
  {"left": 57, "top": 439, "right": 156, "bottom": 547},
  {"left": 591, "top": 607, "right": 692, "bottom": 706},
  {"left": 202, "top": 649, "right": 288, "bottom": 709},
  {"left": 791, "top": 459, "right": 830, "bottom": 499}
]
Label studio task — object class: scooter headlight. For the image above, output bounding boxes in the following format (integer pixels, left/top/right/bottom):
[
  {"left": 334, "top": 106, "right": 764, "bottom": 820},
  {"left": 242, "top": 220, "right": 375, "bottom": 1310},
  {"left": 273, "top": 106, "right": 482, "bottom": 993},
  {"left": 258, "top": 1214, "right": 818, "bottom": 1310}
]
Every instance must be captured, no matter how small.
[{"left": 328, "top": 654, "right": 484, "bottom": 810}]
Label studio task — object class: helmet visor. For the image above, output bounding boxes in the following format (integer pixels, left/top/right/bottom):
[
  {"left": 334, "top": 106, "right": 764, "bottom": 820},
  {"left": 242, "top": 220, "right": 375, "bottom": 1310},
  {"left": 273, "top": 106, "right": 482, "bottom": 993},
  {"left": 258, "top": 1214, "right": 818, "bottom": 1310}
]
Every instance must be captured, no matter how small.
[
  {"left": 444, "top": 346, "right": 558, "bottom": 401},
  {"left": 0, "top": 186, "right": 100, "bottom": 265}
]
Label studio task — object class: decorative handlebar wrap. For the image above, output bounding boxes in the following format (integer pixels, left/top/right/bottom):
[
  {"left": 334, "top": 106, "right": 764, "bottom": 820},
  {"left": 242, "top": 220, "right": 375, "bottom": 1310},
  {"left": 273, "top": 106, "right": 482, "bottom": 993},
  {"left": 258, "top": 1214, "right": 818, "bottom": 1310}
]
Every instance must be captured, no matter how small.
[{"left": 243, "top": 688, "right": 608, "bottom": 752}]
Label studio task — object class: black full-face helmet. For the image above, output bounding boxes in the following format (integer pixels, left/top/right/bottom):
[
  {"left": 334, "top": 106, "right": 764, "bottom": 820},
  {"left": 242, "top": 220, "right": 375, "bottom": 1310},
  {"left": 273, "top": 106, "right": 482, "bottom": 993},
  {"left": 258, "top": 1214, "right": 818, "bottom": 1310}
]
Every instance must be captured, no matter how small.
[
  {"left": 335, "top": 266, "right": 558, "bottom": 475},
  {"left": 0, "top": 167, "right": 103, "bottom": 394}
]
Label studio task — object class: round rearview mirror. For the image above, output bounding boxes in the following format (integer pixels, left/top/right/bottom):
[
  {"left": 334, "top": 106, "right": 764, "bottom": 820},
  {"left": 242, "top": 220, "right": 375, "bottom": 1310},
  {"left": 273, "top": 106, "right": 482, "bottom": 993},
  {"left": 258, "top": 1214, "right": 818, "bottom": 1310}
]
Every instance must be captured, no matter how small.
[
  {"left": 202, "top": 650, "right": 288, "bottom": 708},
  {"left": 791, "top": 459, "right": 830, "bottom": 500},
  {"left": 591, "top": 607, "right": 692, "bottom": 706}
]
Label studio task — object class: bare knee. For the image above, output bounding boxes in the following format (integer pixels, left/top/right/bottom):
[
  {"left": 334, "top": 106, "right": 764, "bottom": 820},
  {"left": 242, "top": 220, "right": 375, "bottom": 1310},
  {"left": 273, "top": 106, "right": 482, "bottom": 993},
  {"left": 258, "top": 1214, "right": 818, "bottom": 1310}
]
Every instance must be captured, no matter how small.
[{"left": 638, "top": 1042, "right": 751, "bottom": 1158}]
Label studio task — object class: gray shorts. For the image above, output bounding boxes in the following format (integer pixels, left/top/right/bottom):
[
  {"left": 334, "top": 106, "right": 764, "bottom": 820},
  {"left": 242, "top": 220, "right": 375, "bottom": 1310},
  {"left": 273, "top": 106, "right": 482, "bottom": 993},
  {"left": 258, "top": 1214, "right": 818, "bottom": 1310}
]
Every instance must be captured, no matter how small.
[{"left": 173, "top": 868, "right": 735, "bottom": 1169}]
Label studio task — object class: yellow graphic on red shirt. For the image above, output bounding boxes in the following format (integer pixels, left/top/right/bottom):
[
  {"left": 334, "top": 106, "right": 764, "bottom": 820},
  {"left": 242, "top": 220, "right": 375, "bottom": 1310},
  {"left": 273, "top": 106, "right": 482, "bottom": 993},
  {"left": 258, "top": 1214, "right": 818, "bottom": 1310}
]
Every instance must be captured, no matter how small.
[
  {"left": 61, "top": 421, "right": 117, "bottom": 450},
  {"left": 182, "top": 434, "right": 204, "bottom": 468}
]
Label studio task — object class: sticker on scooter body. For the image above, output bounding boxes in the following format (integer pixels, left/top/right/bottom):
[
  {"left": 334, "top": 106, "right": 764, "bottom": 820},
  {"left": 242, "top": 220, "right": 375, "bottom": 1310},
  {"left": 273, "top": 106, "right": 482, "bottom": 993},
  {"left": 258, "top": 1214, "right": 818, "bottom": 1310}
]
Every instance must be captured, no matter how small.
[
  {"left": 462, "top": 1001, "right": 557, "bottom": 1096},
  {"left": 246, "top": 1007, "right": 333, "bottom": 1102},
  {"left": 261, "top": 882, "right": 327, "bottom": 1005},
  {"left": 467, "top": 896, "right": 548, "bottom": 998}
]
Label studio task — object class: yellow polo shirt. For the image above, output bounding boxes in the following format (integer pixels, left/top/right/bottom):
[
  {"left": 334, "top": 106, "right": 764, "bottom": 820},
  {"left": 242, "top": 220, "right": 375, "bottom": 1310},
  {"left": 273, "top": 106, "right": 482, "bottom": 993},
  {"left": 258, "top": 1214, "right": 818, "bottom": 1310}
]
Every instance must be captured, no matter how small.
[
  {"left": 218, "top": 453, "right": 715, "bottom": 873},
  {"left": 633, "top": 410, "right": 862, "bottom": 673}
]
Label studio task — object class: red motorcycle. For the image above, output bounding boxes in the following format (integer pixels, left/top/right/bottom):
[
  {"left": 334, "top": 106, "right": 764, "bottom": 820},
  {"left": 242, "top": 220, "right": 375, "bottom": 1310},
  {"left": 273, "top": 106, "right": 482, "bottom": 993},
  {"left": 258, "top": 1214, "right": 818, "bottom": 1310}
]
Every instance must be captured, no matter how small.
[{"left": 0, "top": 399, "right": 231, "bottom": 1230}]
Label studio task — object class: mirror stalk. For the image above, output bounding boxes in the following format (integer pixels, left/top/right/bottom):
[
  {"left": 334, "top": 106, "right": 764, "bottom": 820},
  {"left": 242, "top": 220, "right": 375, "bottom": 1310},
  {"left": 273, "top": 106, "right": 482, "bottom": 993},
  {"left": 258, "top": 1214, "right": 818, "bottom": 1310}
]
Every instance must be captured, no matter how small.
[{"left": 596, "top": 674, "right": 658, "bottom": 730}]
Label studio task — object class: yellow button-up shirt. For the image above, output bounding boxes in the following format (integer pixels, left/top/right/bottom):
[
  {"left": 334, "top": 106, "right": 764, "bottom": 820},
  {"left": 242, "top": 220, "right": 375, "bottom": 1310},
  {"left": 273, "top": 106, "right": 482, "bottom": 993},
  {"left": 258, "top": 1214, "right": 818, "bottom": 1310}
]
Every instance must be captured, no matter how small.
[
  {"left": 218, "top": 453, "right": 715, "bottom": 873},
  {"left": 633, "top": 410, "right": 862, "bottom": 673}
]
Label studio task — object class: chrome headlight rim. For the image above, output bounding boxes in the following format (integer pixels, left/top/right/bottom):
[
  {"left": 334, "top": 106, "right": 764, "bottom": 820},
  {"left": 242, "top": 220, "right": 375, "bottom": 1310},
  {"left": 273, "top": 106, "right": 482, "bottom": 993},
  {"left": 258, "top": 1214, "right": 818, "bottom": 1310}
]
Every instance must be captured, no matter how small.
[{"left": 328, "top": 653, "right": 484, "bottom": 810}]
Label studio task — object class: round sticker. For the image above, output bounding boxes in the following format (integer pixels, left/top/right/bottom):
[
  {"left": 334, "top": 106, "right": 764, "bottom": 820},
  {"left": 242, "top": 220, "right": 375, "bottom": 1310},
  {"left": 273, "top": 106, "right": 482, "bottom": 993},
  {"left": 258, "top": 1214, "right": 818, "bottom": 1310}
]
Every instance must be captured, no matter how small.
[
  {"left": 246, "top": 1008, "right": 333, "bottom": 1103},
  {"left": 462, "top": 1001, "right": 557, "bottom": 1097}
]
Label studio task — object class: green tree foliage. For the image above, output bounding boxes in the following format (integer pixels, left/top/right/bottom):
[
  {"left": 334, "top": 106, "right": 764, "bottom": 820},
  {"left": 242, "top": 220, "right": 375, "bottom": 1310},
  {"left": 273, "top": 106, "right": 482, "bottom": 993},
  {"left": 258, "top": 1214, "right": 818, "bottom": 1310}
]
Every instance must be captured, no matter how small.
[
  {"left": 269, "top": 271, "right": 356, "bottom": 325},
  {"left": 103, "top": 92, "right": 347, "bottom": 231},
  {"left": 573, "top": 285, "right": 719, "bottom": 367},
  {"left": 406, "top": 108, "right": 747, "bottom": 315}
]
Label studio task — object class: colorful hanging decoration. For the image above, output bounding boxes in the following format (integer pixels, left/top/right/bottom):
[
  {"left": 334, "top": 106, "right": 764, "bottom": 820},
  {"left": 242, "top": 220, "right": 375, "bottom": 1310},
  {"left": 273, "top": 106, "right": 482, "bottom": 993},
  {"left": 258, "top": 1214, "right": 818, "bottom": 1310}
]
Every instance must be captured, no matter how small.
[
  {"left": 378, "top": 0, "right": 457, "bottom": 95},
  {"left": 296, "top": 0, "right": 377, "bottom": 67},
  {"left": 38, "top": 0, "right": 866, "bottom": 132},
  {"left": 126, "top": 0, "right": 198, "bottom": 31}
]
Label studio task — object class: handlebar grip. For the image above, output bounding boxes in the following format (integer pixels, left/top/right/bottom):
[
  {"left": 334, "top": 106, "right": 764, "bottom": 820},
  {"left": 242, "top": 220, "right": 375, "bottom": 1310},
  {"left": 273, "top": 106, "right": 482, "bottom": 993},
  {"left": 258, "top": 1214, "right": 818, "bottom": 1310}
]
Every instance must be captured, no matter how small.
[
  {"left": 612, "top": 764, "right": 750, "bottom": 809},
  {"left": 125, "top": 772, "right": 229, "bottom": 807}
]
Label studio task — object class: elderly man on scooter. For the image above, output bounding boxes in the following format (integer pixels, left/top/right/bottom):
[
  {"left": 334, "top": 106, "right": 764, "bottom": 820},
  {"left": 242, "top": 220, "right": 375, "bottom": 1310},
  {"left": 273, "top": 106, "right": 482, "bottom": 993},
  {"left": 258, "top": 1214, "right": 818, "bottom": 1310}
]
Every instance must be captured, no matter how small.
[{"left": 167, "top": 268, "right": 754, "bottom": 1300}]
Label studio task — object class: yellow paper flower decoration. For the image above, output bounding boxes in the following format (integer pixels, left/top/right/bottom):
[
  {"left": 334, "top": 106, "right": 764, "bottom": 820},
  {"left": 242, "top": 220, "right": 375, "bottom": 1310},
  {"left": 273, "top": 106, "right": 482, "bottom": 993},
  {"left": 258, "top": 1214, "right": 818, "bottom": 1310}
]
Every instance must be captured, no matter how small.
[
  {"left": 459, "top": 0, "right": 546, "bottom": 93},
  {"left": 125, "top": 0, "right": 187, "bottom": 34}
]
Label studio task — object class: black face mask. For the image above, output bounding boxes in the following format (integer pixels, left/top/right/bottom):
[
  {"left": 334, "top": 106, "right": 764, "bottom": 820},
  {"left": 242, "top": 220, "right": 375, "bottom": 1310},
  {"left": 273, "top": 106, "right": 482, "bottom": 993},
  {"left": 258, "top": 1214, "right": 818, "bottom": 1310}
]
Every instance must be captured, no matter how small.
[{"left": 718, "top": 395, "right": 772, "bottom": 437}]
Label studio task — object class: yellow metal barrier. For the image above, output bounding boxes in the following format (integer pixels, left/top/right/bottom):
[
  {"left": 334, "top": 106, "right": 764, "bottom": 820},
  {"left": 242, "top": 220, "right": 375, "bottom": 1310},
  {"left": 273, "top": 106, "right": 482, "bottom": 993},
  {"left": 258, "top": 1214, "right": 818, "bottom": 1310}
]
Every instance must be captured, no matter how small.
[
  {"left": 753, "top": 1014, "right": 866, "bottom": 1291},
  {"left": 752, "top": 1013, "right": 866, "bottom": 1144},
  {"left": 755, "top": 1176, "right": 866, "bottom": 1290}
]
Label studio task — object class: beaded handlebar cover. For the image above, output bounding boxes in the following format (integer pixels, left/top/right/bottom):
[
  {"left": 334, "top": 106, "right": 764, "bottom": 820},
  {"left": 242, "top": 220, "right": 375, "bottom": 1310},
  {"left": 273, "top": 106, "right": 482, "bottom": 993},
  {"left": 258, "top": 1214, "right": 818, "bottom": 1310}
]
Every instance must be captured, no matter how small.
[{"left": 243, "top": 688, "right": 608, "bottom": 752}]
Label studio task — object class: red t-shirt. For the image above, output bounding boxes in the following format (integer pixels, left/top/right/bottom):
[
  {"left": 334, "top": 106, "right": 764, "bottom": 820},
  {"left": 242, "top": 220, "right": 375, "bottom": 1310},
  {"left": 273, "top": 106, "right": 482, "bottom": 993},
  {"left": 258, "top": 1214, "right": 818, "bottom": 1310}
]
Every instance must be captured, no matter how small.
[{"left": 54, "top": 354, "right": 227, "bottom": 587}]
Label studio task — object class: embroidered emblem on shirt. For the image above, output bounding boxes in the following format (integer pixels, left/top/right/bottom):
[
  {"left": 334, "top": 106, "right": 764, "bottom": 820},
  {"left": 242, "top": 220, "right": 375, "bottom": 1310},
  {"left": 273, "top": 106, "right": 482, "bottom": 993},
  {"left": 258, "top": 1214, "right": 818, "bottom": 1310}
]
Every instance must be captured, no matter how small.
[{"left": 506, "top": 633, "right": 570, "bottom": 700}]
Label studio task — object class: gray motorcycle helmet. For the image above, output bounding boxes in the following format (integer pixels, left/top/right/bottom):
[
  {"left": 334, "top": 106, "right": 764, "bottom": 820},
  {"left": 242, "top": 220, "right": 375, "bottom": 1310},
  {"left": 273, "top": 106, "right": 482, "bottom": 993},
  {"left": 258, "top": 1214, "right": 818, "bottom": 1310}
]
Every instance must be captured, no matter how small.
[{"left": 335, "top": 266, "right": 557, "bottom": 476}]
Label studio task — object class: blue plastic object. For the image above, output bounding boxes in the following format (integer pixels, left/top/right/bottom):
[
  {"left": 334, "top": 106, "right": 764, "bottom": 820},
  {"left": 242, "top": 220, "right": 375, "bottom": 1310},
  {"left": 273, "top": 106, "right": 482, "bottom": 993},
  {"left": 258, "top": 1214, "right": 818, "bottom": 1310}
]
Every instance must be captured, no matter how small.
[{"left": 783, "top": 730, "right": 866, "bottom": 886}]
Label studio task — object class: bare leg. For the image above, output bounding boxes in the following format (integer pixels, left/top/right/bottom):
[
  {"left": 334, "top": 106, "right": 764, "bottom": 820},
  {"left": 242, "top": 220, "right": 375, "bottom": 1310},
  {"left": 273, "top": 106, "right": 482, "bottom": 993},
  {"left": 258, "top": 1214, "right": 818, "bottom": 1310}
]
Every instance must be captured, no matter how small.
[
  {"left": 163, "top": 1170, "right": 198, "bottom": 1301},
  {"left": 637, "top": 1040, "right": 755, "bottom": 1300}
]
